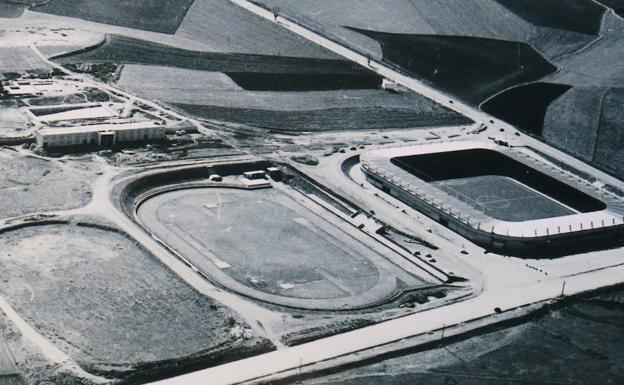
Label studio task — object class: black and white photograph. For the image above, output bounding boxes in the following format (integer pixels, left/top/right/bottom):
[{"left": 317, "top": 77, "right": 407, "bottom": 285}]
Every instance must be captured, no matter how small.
[{"left": 0, "top": 1, "right": 623, "bottom": 384}]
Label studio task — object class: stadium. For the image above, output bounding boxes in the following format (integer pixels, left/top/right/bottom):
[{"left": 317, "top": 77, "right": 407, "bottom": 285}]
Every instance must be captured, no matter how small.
[{"left": 361, "top": 141, "right": 624, "bottom": 257}]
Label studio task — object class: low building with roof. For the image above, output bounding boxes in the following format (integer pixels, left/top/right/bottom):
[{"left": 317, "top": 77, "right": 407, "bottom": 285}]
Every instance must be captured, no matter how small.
[{"left": 35, "top": 121, "right": 165, "bottom": 149}]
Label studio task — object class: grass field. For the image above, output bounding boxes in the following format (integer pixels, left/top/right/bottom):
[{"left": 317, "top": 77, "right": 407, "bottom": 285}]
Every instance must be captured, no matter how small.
[
  {"left": 0, "top": 150, "right": 97, "bottom": 218},
  {"left": 137, "top": 187, "right": 418, "bottom": 303},
  {"left": 176, "top": 0, "right": 335, "bottom": 58},
  {"left": 54, "top": 35, "right": 363, "bottom": 74},
  {"left": 392, "top": 149, "right": 605, "bottom": 214},
  {"left": 286, "top": 287, "right": 624, "bottom": 385},
  {"left": 0, "top": 47, "right": 50, "bottom": 71},
  {"left": 433, "top": 175, "right": 575, "bottom": 222},
  {"left": 0, "top": 223, "right": 269, "bottom": 380},
  {"left": 32, "top": 0, "right": 195, "bottom": 34}
]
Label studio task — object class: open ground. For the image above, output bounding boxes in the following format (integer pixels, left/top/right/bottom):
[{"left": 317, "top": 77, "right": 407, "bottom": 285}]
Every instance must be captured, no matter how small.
[
  {"left": 0, "top": 149, "right": 98, "bottom": 218},
  {"left": 0, "top": 222, "right": 271, "bottom": 382}
]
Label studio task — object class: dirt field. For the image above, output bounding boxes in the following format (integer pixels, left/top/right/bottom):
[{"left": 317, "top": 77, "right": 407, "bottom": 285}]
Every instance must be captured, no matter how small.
[
  {"left": 0, "top": 47, "right": 50, "bottom": 71},
  {"left": 176, "top": 0, "right": 336, "bottom": 58},
  {"left": 0, "top": 223, "right": 270, "bottom": 381},
  {"left": 287, "top": 287, "right": 624, "bottom": 385},
  {"left": 0, "top": 101, "right": 29, "bottom": 136},
  {"left": 32, "top": 0, "right": 195, "bottom": 34},
  {"left": 0, "top": 150, "right": 97, "bottom": 219}
]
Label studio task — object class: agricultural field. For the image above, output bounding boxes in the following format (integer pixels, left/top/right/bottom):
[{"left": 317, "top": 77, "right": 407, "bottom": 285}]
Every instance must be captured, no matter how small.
[
  {"left": 32, "top": 0, "right": 196, "bottom": 34},
  {"left": 176, "top": 103, "right": 469, "bottom": 133},
  {"left": 286, "top": 287, "right": 624, "bottom": 385},
  {"left": 349, "top": 29, "right": 557, "bottom": 103},
  {"left": 551, "top": 13, "right": 624, "bottom": 87},
  {"left": 599, "top": 0, "right": 624, "bottom": 16},
  {"left": 0, "top": 223, "right": 271, "bottom": 382},
  {"left": 54, "top": 35, "right": 362, "bottom": 74},
  {"left": 176, "top": 0, "right": 335, "bottom": 58},
  {"left": 117, "top": 65, "right": 243, "bottom": 96},
  {"left": 256, "top": 0, "right": 599, "bottom": 60},
  {"left": 116, "top": 65, "right": 380, "bottom": 96},
  {"left": 593, "top": 88, "right": 624, "bottom": 178},
  {"left": 261, "top": 0, "right": 621, "bottom": 178},
  {"left": 542, "top": 87, "right": 609, "bottom": 163},
  {"left": 0, "top": 149, "right": 97, "bottom": 218},
  {"left": 114, "top": 61, "right": 468, "bottom": 133},
  {"left": 0, "top": 48, "right": 50, "bottom": 72},
  {"left": 540, "top": 86, "right": 624, "bottom": 180},
  {"left": 494, "top": 0, "right": 605, "bottom": 34},
  {"left": 480, "top": 82, "right": 572, "bottom": 133}
]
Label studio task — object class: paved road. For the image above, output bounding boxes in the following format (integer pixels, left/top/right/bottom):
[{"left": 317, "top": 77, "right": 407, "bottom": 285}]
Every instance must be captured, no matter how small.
[{"left": 151, "top": 261, "right": 624, "bottom": 385}]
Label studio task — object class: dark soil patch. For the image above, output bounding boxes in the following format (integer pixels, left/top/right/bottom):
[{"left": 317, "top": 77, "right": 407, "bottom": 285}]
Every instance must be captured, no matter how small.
[
  {"left": 32, "top": 0, "right": 196, "bottom": 34},
  {"left": 481, "top": 82, "right": 572, "bottom": 135},
  {"left": 226, "top": 72, "right": 382, "bottom": 91},
  {"left": 53, "top": 35, "right": 366, "bottom": 75},
  {"left": 175, "top": 104, "right": 471, "bottom": 133},
  {"left": 349, "top": 28, "right": 557, "bottom": 104},
  {"left": 494, "top": 0, "right": 606, "bottom": 35},
  {"left": 598, "top": 0, "right": 624, "bottom": 17}
]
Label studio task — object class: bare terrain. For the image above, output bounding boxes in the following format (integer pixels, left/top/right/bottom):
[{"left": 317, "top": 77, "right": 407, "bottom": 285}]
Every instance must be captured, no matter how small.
[{"left": 0, "top": 223, "right": 271, "bottom": 382}]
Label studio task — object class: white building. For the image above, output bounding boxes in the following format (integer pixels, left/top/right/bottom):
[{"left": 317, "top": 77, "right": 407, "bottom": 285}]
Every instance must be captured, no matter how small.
[{"left": 35, "top": 121, "right": 166, "bottom": 148}]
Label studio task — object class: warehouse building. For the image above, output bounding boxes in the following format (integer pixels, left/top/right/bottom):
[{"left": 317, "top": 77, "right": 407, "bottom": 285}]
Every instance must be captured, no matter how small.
[{"left": 35, "top": 121, "right": 165, "bottom": 149}]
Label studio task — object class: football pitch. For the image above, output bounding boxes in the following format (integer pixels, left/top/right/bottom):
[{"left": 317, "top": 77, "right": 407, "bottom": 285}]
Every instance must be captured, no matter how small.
[{"left": 433, "top": 175, "right": 575, "bottom": 222}]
